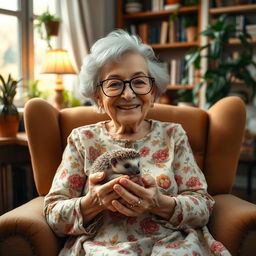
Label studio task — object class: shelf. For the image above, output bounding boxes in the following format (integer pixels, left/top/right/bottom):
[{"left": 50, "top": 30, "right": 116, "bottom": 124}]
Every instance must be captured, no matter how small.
[
  {"left": 123, "top": 6, "right": 199, "bottom": 21},
  {"left": 229, "top": 37, "right": 256, "bottom": 45},
  {"left": 210, "top": 4, "right": 256, "bottom": 15},
  {"left": 167, "top": 85, "right": 194, "bottom": 90},
  {"left": 152, "top": 41, "right": 199, "bottom": 50}
]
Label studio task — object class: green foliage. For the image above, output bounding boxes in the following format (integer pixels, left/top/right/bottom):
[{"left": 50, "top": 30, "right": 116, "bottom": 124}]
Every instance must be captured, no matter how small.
[
  {"left": 182, "top": 0, "right": 198, "bottom": 6},
  {"left": 176, "top": 88, "right": 193, "bottom": 103},
  {"left": 63, "top": 90, "right": 82, "bottom": 107},
  {"left": 34, "top": 11, "right": 61, "bottom": 49},
  {"left": 183, "top": 14, "right": 197, "bottom": 28},
  {"left": 25, "top": 80, "right": 42, "bottom": 99},
  {"left": 184, "top": 14, "right": 256, "bottom": 107},
  {"left": 0, "top": 74, "right": 20, "bottom": 115},
  {"left": 0, "top": 74, "right": 19, "bottom": 105}
]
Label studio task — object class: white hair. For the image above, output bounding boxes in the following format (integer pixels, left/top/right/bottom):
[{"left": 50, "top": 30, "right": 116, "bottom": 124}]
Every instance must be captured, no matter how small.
[{"left": 79, "top": 29, "right": 169, "bottom": 111}]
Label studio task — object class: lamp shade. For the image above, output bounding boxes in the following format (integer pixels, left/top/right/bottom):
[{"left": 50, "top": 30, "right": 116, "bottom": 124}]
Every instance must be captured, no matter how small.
[{"left": 41, "top": 49, "right": 76, "bottom": 74}]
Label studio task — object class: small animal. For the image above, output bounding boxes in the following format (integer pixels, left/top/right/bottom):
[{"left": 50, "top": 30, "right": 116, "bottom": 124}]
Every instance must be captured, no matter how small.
[{"left": 91, "top": 148, "right": 141, "bottom": 184}]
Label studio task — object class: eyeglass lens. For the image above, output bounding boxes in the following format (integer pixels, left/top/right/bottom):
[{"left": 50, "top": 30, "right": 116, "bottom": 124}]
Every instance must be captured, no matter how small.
[{"left": 101, "top": 76, "right": 153, "bottom": 97}]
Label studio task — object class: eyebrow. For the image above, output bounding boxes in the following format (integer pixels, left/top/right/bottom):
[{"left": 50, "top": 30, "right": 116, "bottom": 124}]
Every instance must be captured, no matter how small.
[{"left": 106, "top": 71, "right": 147, "bottom": 80}]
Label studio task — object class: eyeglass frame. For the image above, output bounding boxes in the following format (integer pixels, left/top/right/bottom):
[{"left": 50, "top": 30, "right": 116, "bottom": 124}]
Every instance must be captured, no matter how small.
[{"left": 96, "top": 76, "right": 155, "bottom": 98}]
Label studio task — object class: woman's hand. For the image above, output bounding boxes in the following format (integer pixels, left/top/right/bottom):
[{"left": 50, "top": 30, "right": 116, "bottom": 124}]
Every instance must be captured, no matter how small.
[
  {"left": 112, "top": 174, "right": 176, "bottom": 219},
  {"left": 80, "top": 172, "right": 128, "bottom": 225}
]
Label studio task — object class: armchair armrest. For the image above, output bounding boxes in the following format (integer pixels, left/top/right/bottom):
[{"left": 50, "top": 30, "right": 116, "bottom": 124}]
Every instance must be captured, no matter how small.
[
  {"left": 0, "top": 197, "right": 62, "bottom": 256},
  {"left": 208, "top": 194, "right": 256, "bottom": 256}
]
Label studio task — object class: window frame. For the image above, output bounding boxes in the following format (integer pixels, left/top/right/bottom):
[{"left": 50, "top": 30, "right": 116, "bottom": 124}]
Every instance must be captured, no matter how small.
[{"left": 0, "top": 0, "right": 34, "bottom": 97}]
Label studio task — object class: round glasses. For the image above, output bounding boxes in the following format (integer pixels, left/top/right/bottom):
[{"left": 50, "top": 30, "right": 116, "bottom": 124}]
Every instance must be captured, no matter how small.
[{"left": 97, "top": 76, "right": 155, "bottom": 97}]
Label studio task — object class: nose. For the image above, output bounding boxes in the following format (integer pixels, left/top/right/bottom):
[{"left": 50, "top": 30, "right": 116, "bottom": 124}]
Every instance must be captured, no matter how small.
[{"left": 121, "top": 84, "right": 135, "bottom": 100}]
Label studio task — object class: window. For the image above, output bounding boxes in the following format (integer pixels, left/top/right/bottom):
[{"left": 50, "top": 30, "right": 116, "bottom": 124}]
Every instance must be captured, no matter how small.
[
  {"left": 0, "top": 0, "right": 21, "bottom": 86},
  {"left": 0, "top": 0, "right": 59, "bottom": 105}
]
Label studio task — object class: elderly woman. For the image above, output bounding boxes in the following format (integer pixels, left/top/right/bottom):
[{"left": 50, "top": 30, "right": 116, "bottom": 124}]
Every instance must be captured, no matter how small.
[{"left": 44, "top": 30, "right": 231, "bottom": 255}]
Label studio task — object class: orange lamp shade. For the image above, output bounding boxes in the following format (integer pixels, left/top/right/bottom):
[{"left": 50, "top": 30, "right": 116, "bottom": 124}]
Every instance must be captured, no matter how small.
[{"left": 41, "top": 49, "right": 76, "bottom": 74}]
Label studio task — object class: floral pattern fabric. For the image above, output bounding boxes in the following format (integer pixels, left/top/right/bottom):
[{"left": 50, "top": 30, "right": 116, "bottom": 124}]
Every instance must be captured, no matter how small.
[{"left": 44, "top": 120, "right": 231, "bottom": 256}]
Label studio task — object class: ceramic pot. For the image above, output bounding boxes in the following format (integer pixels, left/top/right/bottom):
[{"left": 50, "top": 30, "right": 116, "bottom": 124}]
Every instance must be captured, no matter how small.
[
  {"left": 186, "top": 26, "right": 197, "bottom": 42},
  {"left": 44, "top": 21, "right": 60, "bottom": 36},
  {"left": 0, "top": 104, "right": 19, "bottom": 137}
]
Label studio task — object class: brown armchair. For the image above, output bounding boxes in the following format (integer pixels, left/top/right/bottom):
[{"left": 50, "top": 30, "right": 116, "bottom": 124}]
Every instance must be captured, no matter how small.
[{"left": 1, "top": 96, "right": 256, "bottom": 256}]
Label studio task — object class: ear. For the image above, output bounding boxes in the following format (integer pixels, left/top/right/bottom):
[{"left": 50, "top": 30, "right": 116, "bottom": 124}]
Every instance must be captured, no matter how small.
[
  {"left": 110, "top": 158, "right": 117, "bottom": 167},
  {"left": 95, "top": 90, "right": 103, "bottom": 108}
]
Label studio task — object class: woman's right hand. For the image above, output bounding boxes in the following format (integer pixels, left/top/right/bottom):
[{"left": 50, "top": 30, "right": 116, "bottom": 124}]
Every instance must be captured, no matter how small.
[{"left": 80, "top": 172, "right": 127, "bottom": 224}]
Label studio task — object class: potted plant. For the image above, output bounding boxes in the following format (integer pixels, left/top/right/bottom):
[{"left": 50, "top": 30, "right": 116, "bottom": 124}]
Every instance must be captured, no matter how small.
[
  {"left": 183, "top": 14, "right": 198, "bottom": 42},
  {"left": 25, "top": 80, "right": 42, "bottom": 99},
  {"left": 34, "top": 11, "right": 61, "bottom": 49},
  {"left": 184, "top": 14, "right": 256, "bottom": 107},
  {"left": 176, "top": 88, "right": 194, "bottom": 106},
  {"left": 0, "top": 74, "right": 21, "bottom": 137}
]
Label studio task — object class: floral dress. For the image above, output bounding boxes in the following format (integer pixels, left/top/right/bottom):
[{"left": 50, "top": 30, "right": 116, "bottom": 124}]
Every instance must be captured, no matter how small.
[{"left": 44, "top": 120, "right": 231, "bottom": 256}]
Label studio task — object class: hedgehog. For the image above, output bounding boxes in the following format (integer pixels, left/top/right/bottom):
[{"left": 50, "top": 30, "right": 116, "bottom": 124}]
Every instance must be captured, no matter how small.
[{"left": 91, "top": 148, "right": 141, "bottom": 184}]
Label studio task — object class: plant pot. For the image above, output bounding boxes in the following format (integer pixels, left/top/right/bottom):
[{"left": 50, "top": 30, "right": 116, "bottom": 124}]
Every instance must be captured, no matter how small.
[
  {"left": 186, "top": 26, "right": 197, "bottom": 42},
  {"left": 215, "top": 0, "right": 223, "bottom": 7},
  {"left": 0, "top": 114, "right": 19, "bottom": 137},
  {"left": 166, "top": 0, "right": 180, "bottom": 4},
  {"left": 44, "top": 21, "right": 60, "bottom": 36},
  {"left": 0, "top": 103, "right": 20, "bottom": 137}
]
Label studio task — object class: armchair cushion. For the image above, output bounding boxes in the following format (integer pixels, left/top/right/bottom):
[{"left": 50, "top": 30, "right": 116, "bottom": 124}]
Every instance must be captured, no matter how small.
[{"left": 0, "top": 197, "right": 62, "bottom": 256}]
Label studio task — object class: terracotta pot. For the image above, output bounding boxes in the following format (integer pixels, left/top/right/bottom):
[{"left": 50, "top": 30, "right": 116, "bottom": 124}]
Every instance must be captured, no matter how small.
[
  {"left": 166, "top": 0, "right": 180, "bottom": 4},
  {"left": 44, "top": 21, "right": 60, "bottom": 36},
  {"left": 186, "top": 26, "right": 197, "bottom": 42},
  {"left": 0, "top": 114, "right": 19, "bottom": 137}
]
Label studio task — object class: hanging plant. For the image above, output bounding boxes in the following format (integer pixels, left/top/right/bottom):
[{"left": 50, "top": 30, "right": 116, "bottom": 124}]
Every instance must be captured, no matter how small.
[{"left": 34, "top": 11, "right": 61, "bottom": 49}]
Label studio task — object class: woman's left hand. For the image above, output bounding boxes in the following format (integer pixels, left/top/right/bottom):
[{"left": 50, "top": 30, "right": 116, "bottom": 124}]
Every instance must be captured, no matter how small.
[{"left": 112, "top": 174, "right": 176, "bottom": 218}]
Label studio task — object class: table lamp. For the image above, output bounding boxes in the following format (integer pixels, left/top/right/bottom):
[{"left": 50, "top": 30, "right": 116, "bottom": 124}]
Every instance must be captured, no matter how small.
[{"left": 41, "top": 49, "right": 76, "bottom": 110}]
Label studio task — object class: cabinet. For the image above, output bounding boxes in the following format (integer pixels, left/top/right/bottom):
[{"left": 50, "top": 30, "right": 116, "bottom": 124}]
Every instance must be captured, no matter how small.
[{"left": 116, "top": 0, "right": 202, "bottom": 105}]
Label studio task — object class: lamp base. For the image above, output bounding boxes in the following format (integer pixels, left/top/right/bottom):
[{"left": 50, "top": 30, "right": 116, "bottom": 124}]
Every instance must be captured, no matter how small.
[{"left": 53, "top": 89, "right": 65, "bottom": 110}]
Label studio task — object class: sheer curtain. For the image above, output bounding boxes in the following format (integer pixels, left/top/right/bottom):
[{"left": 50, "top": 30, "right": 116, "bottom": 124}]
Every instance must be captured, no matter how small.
[{"left": 60, "top": 0, "right": 115, "bottom": 101}]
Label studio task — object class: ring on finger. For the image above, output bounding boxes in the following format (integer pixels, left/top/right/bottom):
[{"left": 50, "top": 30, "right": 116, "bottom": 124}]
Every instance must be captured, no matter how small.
[{"left": 129, "top": 198, "right": 142, "bottom": 208}]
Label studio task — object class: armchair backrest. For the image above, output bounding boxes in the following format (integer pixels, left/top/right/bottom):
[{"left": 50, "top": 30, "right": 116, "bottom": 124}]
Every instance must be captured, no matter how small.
[{"left": 24, "top": 96, "right": 246, "bottom": 196}]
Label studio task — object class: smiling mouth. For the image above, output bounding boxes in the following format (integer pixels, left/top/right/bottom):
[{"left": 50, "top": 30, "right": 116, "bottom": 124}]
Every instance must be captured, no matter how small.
[{"left": 117, "top": 105, "right": 140, "bottom": 110}]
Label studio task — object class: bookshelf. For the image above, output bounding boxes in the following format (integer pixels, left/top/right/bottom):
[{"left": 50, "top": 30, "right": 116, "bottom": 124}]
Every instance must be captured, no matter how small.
[
  {"left": 116, "top": 0, "right": 202, "bottom": 106},
  {"left": 116, "top": 0, "right": 256, "bottom": 107}
]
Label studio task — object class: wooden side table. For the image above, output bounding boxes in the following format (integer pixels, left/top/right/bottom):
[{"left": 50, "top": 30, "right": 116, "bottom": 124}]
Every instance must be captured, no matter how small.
[{"left": 0, "top": 133, "right": 35, "bottom": 215}]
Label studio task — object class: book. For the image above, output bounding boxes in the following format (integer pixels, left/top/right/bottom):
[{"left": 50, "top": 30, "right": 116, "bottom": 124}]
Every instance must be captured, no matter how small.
[
  {"left": 138, "top": 23, "right": 148, "bottom": 43},
  {"left": 170, "top": 59, "right": 177, "bottom": 85},
  {"left": 169, "top": 18, "right": 176, "bottom": 43},
  {"left": 160, "top": 21, "right": 168, "bottom": 44}
]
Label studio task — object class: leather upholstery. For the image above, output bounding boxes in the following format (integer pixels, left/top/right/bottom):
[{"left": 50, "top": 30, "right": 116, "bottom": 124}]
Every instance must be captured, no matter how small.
[{"left": 1, "top": 96, "right": 256, "bottom": 256}]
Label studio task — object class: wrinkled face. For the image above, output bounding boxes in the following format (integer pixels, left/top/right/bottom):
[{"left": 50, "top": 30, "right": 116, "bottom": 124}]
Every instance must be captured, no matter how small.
[{"left": 96, "top": 52, "right": 155, "bottom": 126}]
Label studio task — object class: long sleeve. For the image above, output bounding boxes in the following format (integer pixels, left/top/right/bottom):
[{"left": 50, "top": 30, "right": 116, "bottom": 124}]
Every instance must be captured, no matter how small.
[
  {"left": 44, "top": 129, "right": 89, "bottom": 237},
  {"left": 167, "top": 125, "right": 215, "bottom": 229}
]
